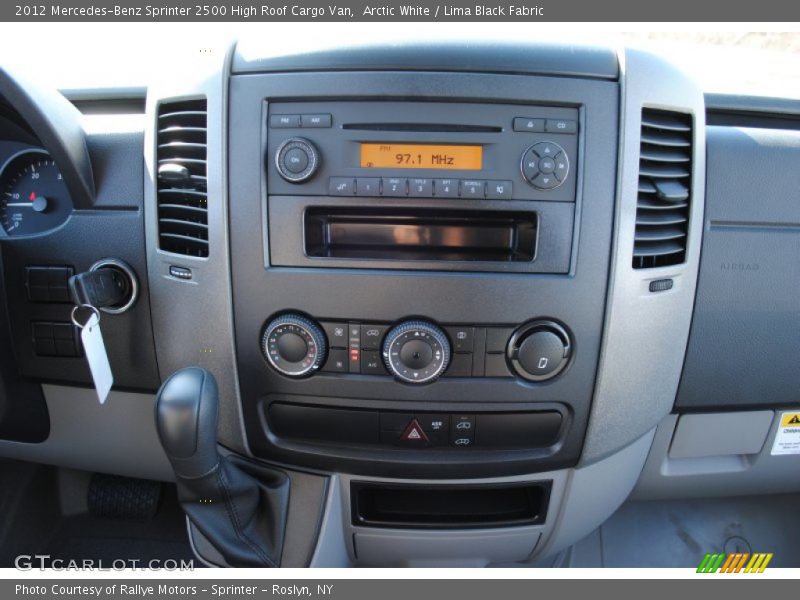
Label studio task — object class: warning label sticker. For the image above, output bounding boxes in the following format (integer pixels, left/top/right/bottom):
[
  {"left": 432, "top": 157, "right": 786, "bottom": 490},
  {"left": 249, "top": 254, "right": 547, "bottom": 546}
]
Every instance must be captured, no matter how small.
[{"left": 771, "top": 412, "right": 800, "bottom": 456}]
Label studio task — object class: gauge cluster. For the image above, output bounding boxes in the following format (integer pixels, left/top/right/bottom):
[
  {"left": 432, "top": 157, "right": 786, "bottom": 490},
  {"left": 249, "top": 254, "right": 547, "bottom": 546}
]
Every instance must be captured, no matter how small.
[{"left": 0, "top": 144, "right": 73, "bottom": 236}]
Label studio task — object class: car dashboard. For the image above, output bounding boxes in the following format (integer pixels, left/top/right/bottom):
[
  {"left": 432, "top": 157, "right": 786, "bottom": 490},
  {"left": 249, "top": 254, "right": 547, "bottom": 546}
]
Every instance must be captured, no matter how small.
[{"left": 0, "top": 39, "right": 797, "bottom": 567}]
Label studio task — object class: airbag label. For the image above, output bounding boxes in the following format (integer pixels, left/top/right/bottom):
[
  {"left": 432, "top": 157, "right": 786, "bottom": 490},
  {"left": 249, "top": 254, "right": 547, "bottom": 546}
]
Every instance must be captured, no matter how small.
[{"left": 770, "top": 412, "right": 800, "bottom": 455}]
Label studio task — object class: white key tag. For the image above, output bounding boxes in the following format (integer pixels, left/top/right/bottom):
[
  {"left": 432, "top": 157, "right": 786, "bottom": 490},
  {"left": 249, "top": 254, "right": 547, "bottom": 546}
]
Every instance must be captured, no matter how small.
[{"left": 71, "top": 304, "right": 113, "bottom": 404}]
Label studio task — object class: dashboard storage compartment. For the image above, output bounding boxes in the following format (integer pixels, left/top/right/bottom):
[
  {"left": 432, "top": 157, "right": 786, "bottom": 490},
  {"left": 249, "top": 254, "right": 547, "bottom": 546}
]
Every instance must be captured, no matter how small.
[
  {"left": 304, "top": 207, "right": 537, "bottom": 263},
  {"left": 268, "top": 196, "right": 575, "bottom": 273},
  {"left": 351, "top": 481, "right": 551, "bottom": 529}
]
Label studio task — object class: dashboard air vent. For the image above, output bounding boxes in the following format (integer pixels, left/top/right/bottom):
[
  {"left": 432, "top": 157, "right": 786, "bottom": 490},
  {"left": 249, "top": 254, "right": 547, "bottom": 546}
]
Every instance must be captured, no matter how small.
[
  {"left": 633, "top": 108, "right": 693, "bottom": 269},
  {"left": 156, "top": 98, "right": 208, "bottom": 257}
]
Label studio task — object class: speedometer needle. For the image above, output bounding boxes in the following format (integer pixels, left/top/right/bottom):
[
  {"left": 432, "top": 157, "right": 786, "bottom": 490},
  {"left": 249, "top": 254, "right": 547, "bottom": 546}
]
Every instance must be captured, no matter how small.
[{"left": 6, "top": 196, "right": 48, "bottom": 212}]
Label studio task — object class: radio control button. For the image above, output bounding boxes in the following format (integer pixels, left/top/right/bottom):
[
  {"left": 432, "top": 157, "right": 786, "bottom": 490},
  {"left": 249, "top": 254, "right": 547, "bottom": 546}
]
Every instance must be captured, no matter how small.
[
  {"left": 270, "top": 114, "right": 301, "bottom": 128},
  {"left": 382, "top": 178, "right": 407, "bottom": 197},
  {"left": 434, "top": 178, "right": 459, "bottom": 198},
  {"left": 460, "top": 180, "right": 486, "bottom": 198},
  {"left": 275, "top": 137, "right": 320, "bottom": 182},
  {"left": 532, "top": 173, "right": 559, "bottom": 189},
  {"left": 300, "top": 114, "right": 332, "bottom": 128},
  {"left": 553, "top": 152, "right": 569, "bottom": 181},
  {"left": 513, "top": 117, "right": 545, "bottom": 132},
  {"left": 283, "top": 148, "right": 309, "bottom": 173},
  {"left": 545, "top": 119, "right": 577, "bottom": 134},
  {"left": 329, "top": 177, "right": 355, "bottom": 195},
  {"left": 532, "top": 142, "right": 559, "bottom": 158},
  {"left": 522, "top": 142, "right": 567, "bottom": 189},
  {"left": 409, "top": 178, "right": 433, "bottom": 197},
  {"left": 538, "top": 157, "right": 556, "bottom": 174},
  {"left": 522, "top": 149, "right": 540, "bottom": 181},
  {"left": 486, "top": 180, "right": 513, "bottom": 200},
  {"left": 355, "top": 178, "right": 381, "bottom": 196}
]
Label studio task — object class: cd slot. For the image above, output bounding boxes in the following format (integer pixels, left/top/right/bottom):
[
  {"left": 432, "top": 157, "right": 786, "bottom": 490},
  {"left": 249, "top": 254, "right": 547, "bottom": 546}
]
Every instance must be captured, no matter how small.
[
  {"left": 342, "top": 123, "right": 502, "bottom": 133},
  {"left": 304, "top": 207, "right": 537, "bottom": 262}
]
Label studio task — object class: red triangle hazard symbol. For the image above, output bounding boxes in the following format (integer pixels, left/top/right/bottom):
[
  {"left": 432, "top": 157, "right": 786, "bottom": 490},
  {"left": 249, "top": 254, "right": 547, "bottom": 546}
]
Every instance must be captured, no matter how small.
[{"left": 400, "top": 419, "right": 429, "bottom": 442}]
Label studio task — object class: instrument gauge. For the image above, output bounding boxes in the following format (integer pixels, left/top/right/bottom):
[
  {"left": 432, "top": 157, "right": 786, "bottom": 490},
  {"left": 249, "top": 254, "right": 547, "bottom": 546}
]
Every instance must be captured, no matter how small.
[{"left": 0, "top": 149, "right": 73, "bottom": 236}]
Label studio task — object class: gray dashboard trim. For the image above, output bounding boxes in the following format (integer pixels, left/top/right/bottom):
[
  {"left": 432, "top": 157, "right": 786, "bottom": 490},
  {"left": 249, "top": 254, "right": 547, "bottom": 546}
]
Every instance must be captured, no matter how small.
[
  {"left": 536, "top": 428, "right": 655, "bottom": 558},
  {"left": 632, "top": 412, "right": 800, "bottom": 500},
  {"left": 580, "top": 48, "right": 706, "bottom": 464},
  {"left": 0, "top": 384, "right": 173, "bottom": 481},
  {"left": 143, "top": 44, "right": 249, "bottom": 454},
  {"left": 308, "top": 429, "right": 655, "bottom": 567},
  {"left": 233, "top": 40, "right": 619, "bottom": 81},
  {"left": 705, "top": 93, "right": 800, "bottom": 118}
]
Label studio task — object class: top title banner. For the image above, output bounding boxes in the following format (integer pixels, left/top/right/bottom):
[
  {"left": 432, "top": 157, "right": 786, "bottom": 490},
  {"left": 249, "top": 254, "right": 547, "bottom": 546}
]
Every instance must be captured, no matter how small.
[{"left": 4, "top": 0, "right": 800, "bottom": 21}]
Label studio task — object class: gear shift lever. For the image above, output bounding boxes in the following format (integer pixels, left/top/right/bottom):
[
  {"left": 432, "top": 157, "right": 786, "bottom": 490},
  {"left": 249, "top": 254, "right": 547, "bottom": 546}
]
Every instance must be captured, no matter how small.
[
  {"left": 155, "top": 367, "right": 290, "bottom": 567},
  {"left": 156, "top": 367, "right": 220, "bottom": 478}
]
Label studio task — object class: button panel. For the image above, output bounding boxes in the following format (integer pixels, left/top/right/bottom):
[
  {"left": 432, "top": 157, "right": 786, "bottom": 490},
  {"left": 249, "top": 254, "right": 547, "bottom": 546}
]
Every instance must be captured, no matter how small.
[
  {"left": 270, "top": 113, "right": 332, "bottom": 128},
  {"left": 521, "top": 141, "right": 569, "bottom": 190},
  {"left": 313, "top": 321, "right": 526, "bottom": 380},
  {"left": 268, "top": 102, "right": 578, "bottom": 203},
  {"left": 328, "top": 177, "right": 514, "bottom": 200},
  {"left": 32, "top": 321, "right": 82, "bottom": 358},
  {"left": 269, "top": 403, "right": 563, "bottom": 450},
  {"left": 26, "top": 266, "right": 74, "bottom": 303}
]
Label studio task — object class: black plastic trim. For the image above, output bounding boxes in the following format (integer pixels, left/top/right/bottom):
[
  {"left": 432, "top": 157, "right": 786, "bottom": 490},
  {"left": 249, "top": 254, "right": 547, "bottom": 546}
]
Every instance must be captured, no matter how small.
[{"left": 351, "top": 480, "right": 551, "bottom": 529}]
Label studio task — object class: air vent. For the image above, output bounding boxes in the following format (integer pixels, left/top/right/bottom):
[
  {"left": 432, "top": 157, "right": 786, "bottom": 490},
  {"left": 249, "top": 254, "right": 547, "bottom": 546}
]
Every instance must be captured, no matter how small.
[
  {"left": 633, "top": 108, "right": 693, "bottom": 269},
  {"left": 156, "top": 98, "right": 208, "bottom": 257}
]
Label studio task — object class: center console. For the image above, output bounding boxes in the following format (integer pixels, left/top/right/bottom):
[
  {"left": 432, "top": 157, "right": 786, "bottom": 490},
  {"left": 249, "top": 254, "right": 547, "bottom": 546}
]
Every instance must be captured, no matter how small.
[{"left": 227, "top": 68, "right": 620, "bottom": 479}]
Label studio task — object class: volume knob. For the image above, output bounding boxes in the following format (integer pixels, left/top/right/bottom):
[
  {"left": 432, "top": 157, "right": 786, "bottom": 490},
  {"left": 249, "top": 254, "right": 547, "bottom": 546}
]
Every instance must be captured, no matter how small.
[
  {"left": 274, "top": 137, "right": 320, "bottom": 183},
  {"left": 262, "top": 314, "right": 327, "bottom": 378},
  {"left": 382, "top": 321, "right": 450, "bottom": 384}
]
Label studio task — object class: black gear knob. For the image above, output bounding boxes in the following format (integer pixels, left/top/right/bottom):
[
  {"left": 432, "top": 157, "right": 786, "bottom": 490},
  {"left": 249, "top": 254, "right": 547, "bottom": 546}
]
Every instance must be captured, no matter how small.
[{"left": 155, "top": 367, "right": 220, "bottom": 479}]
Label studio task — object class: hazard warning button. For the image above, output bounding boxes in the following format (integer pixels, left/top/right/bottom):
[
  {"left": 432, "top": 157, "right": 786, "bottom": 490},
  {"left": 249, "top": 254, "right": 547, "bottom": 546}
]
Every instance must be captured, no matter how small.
[{"left": 400, "top": 419, "right": 429, "bottom": 444}]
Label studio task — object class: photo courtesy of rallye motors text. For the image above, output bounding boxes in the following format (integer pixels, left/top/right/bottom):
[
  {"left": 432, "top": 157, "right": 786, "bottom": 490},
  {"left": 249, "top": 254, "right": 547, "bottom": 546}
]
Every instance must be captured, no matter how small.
[{"left": 15, "top": 585, "right": 334, "bottom": 597}]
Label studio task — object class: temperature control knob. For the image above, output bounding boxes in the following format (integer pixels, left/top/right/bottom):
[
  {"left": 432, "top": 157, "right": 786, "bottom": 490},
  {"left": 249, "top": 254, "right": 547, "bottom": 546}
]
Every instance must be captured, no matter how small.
[
  {"left": 274, "top": 137, "right": 320, "bottom": 183},
  {"left": 262, "top": 314, "right": 327, "bottom": 378},
  {"left": 382, "top": 321, "right": 450, "bottom": 384}
]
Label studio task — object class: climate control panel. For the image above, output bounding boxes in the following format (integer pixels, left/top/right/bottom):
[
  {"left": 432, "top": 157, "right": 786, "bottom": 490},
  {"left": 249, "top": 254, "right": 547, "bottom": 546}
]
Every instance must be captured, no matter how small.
[{"left": 260, "top": 313, "right": 572, "bottom": 384}]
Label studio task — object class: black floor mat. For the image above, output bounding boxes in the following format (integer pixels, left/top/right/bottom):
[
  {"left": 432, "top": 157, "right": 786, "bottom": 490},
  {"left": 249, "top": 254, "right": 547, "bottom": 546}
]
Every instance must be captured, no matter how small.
[
  {"left": 42, "top": 486, "right": 195, "bottom": 565},
  {"left": 0, "top": 460, "right": 195, "bottom": 567}
]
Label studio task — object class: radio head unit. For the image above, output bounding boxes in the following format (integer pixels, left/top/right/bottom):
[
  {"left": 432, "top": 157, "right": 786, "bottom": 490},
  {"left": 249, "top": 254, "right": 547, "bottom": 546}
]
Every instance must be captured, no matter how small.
[
  {"left": 264, "top": 100, "right": 581, "bottom": 274},
  {"left": 266, "top": 101, "right": 579, "bottom": 203}
]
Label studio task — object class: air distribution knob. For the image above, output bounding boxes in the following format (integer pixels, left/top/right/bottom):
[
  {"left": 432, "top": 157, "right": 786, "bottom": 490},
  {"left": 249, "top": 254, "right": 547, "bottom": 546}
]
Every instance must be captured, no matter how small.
[
  {"left": 507, "top": 320, "right": 572, "bottom": 382},
  {"left": 382, "top": 320, "right": 450, "bottom": 384},
  {"left": 262, "top": 314, "right": 327, "bottom": 378}
]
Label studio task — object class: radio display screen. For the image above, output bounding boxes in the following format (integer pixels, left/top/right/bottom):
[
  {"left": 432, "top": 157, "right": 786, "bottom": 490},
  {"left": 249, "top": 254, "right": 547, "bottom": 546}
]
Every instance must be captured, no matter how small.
[{"left": 360, "top": 143, "right": 483, "bottom": 170}]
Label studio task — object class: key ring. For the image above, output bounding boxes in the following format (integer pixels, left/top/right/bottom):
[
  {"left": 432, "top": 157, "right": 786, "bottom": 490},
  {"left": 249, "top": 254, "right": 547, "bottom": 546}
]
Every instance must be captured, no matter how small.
[{"left": 71, "top": 304, "right": 101, "bottom": 329}]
